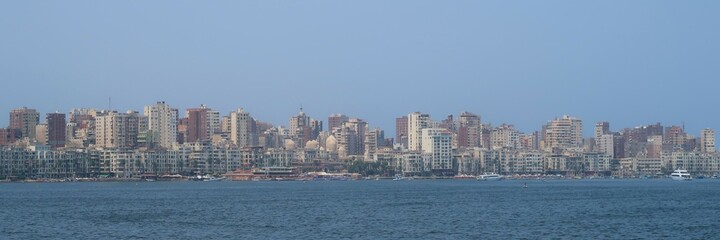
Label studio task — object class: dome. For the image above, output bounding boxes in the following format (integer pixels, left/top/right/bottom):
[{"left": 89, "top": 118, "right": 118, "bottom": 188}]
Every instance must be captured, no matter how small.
[
  {"left": 325, "top": 135, "right": 337, "bottom": 152},
  {"left": 284, "top": 139, "right": 296, "bottom": 150},
  {"left": 305, "top": 140, "right": 319, "bottom": 149}
]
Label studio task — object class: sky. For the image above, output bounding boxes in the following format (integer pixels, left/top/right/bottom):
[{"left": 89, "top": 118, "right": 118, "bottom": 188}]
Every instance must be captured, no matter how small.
[{"left": 1, "top": 1, "right": 719, "bottom": 138}]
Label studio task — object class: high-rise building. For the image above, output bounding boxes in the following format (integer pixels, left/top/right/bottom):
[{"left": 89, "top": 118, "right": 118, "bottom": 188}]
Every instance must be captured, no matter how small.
[
  {"left": 328, "top": 114, "right": 349, "bottom": 131},
  {"left": 408, "top": 112, "right": 431, "bottom": 151},
  {"left": 186, "top": 106, "right": 209, "bottom": 142},
  {"left": 458, "top": 112, "right": 481, "bottom": 148},
  {"left": 664, "top": 126, "right": 686, "bottom": 149},
  {"left": 594, "top": 122, "right": 610, "bottom": 143},
  {"left": 144, "top": 101, "right": 178, "bottom": 149},
  {"left": 596, "top": 134, "right": 614, "bottom": 158},
  {"left": 9, "top": 107, "right": 39, "bottom": 140},
  {"left": 364, "top": 128, "right": 384, "bottom": 161},
  {"left": 543, "top": 115, "right": 583, "bottom": 151},
  {"left": 490, "top": 124, "right": 519, "bottom": 149},
  {"left": 231, "top": 108, "right": 257, "bottom": 148},
  {"left": 421, "top": 128, "right": 453, "bottom": 174},
  {"left": 46, "top": 113, "right": 66, "bottom": 148},
  {"left": 700, "top": 128, "right": 715, "bottom": 153},
  {"left": 0, "top": 128, "right": 20, "bottom": 145},
  {"left": 395, "top": 116, "right": 408, "bottom": 147},
  {"left": 35, "top": 124, "right": 48, "bottom": 144},
  {"left": 337, "top": 118, "right": 368, "bottom": 156},
  {"left": 95, "top": 111, "right": 140, "bottom": 149}
]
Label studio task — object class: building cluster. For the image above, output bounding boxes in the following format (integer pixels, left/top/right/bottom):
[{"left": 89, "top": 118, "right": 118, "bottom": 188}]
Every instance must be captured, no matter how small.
[{"left": 1, "top": 103, "right": 719, "bottom": 179}]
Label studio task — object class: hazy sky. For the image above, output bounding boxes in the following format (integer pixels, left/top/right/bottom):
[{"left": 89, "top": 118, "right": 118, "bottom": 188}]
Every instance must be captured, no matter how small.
[{"left": 1, "top": 1, "right": 719, "bottom": 137}]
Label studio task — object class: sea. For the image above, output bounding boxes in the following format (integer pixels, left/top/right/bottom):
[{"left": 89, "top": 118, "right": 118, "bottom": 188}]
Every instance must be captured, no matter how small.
[{"left": 1, "top": 179, "right": 719, "bottom": 239}]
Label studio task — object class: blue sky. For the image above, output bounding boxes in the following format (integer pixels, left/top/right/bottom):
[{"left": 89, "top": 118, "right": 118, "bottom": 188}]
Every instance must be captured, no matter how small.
[{"left": 1, "top": 1, "right": 719, "bottom": 137}]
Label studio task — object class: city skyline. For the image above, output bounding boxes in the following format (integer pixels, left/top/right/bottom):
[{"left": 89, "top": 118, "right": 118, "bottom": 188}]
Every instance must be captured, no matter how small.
[
  {"left": 2, "top": 1, "right": 720, "bottom": 139},
  {"left": 0, "top": 102, "right": 716, "bottom": 140}
]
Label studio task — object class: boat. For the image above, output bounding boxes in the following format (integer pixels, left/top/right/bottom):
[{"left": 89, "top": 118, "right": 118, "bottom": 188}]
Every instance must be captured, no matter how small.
[
  {"left": 670, "top": 169, "right": 692, "bottom": 181},
  {"left": 476, "top": 173, "right": 504, "bottom": 181},
  {"left": 205, "top": 176, "right": 225, "bottom": 182},
  {"left": 453, "top": 174, "right": 476, "bottom": 180},
  {"left": 393, "top": 174, "right": 408, "bottom": 181}
]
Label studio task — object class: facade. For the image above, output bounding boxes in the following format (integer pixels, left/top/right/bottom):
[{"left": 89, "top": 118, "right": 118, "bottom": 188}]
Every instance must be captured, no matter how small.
[
  {"left": 144, "top": 101, "right": 179, "bottom": 149},
  {"left": 186, "top": 106, "right": 209, "bottom": 142},
  {"left": 95, "top": 111, "right": 140, "bottom": 149},
  {"left": 408, "top": 112, "right": 431, "bottom": 151},
  {"left": 458, "top": 112, "right": 481, "bottom": 149},
  {"left": 596, "top": 134, "right": 614, "bottom": 158},
  {"left": 9, "top": 107, "right": 40, "bottom": 140},
  {"left": 46, "top": 113, "right": 66, "bottom": 148},
  {"left": 490, "top": 124, "right": 519, "bottom": 150},
  {"left": 700, "top": 128, "right": 715, "bottom": 153},
  {"left": 395, "top": 116, "right": 408, "bottom": 148},
  {"left": 543, "top": 115, "right": 583, "bottom": 152},
  {"left": 289, "top": 109, "right": 321, "bottom": 148},
  {"left": 421, "top": 128, "right": 453, "bottom": 174},
  {"left": 230, "top": 108, "right": 257, "bottom": 148},
  {"left": 328, "top": 114, "right": 349, "bottom": 131}
]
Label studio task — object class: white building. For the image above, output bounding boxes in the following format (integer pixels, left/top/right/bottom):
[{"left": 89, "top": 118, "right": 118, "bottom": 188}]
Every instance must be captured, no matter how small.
[
  {"left": 144, "top": 101, "right": 178, "bottom": 149},
  {"left": 408, "top": 112, "right": 431, "bottom": 151},
  {"left": 421, "top": 128, "right": 453, "bottom": 172}
]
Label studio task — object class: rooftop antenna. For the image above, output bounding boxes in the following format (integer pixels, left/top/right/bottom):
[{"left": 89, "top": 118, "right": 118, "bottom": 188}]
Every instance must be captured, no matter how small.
[{"left": 109, "top": 96, "right": 112, "bottom": 111}]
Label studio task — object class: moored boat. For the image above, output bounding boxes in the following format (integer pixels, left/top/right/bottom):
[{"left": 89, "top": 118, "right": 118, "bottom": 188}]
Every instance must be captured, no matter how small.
[
  {"left": 476, "top": 173, "right": 504, "bottom": 181},
  {"left": 670, "top": 169, "right": 692, "bottom": 181}
]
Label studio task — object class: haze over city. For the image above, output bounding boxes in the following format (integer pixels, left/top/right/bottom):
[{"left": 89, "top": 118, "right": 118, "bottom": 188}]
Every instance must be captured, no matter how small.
[{"left": 2, "top": 1, "right": 719, "bottom": 137}]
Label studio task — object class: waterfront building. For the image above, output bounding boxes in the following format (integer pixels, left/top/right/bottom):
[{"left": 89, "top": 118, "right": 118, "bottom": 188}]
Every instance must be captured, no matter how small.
[
  {"left": 515, "top": 151, "right": 544, "bottom": 174},
  {"left": 582, "top": 152, "right": 612, "bottom": 174},
  {"left": 408, "top": 112, "right": 431, "bottom": 151},
  {"left": 144, "top": 101, "right": 178, "bottom": 149},
  {"left": 421, "top": 128, "right": 453, "bottom": 175},
  {"left": 9, "top": 107, "right": 40, "bottom": 140}
]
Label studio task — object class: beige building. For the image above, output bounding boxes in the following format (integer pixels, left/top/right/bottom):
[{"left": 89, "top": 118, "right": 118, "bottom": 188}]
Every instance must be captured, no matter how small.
[
  {"left": 230, "top": 108, "right": 256, "bottom": 148},
  {"left": 700, "top": 128, "right": 715, "bottom": 153},
  {"left": 95, "top": 111, "right": 140, "bottom": 149},
  {"left": 543, "top": 115, "right": 583, "bottom": 151},
  {"left": 408, "top": 112, "right": 431, "bottom": 151},
  {"left": 144, "top": 101, "right": 178, "bottom": 149}
]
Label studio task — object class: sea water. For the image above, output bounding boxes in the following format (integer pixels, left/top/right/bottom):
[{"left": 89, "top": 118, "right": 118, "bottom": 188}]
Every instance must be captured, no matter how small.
[{"left": 1, "top": 179, "right": 719, "bottom": 239}]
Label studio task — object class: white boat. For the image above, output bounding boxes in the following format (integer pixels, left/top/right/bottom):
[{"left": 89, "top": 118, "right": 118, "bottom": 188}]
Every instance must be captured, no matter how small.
[
  {"left": 670, "top": 169, "right": 692, "bottom": 181},
  {"left": 476, "top": 173, "right": 504, "bottom": 181}
]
